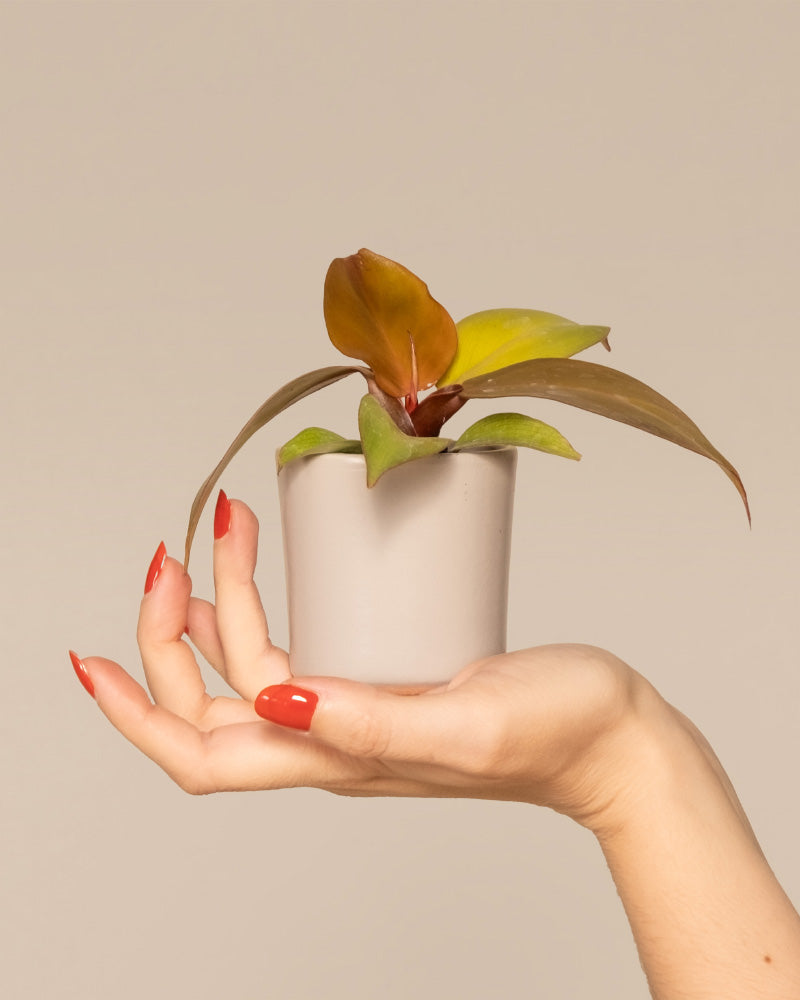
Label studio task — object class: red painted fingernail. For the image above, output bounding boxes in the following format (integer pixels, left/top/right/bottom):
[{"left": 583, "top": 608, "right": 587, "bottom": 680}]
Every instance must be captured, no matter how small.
[
  {"left": 254, "top": 684, "right": 318, "bottom": 731},
  {"left": 69, "top": 650, "right": 95, "bottom": 699},
  {"left": 213, "top": 489, "right": 231, "bottom": 540},
  {"left": 144, "top": 540, "right": 167, "bottom": 594}
]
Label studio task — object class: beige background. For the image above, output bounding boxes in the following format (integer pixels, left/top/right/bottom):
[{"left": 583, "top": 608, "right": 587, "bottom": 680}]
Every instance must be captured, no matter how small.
[{"left": 2, "top": 2, "right": 798, "bottom": 997}]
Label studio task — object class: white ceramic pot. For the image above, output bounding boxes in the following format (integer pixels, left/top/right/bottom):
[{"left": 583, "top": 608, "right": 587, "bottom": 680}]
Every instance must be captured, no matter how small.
[{"left": 278, "top": 448, "right": 517, "bottom": 684}]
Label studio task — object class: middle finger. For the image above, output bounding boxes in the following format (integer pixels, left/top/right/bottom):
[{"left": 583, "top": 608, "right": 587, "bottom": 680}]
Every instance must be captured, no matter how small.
[{"left": 212, "top": 493, "right": 290, "bottom": 697}]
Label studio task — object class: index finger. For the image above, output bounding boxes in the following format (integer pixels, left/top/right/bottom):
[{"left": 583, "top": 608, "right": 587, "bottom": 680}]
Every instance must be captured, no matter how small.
[{"left": 80, "top": 656, "right": 379, "bottom": 795}]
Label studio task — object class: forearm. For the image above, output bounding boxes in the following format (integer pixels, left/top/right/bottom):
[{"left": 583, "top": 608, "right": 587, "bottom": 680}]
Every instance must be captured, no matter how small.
[{"left": 591, "top": 688, "right": 800, "bottom": 1000}]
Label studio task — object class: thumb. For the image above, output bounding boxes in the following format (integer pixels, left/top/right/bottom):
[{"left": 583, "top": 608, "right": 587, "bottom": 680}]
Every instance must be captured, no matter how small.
[{"left": 253, "top": 676, "right": 473, "bottom": 765}]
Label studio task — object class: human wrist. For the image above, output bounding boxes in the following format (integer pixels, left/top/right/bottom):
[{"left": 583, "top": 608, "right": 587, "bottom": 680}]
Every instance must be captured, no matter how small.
[
  {"left": 576, "top": 676, "right": 748, "bottom": 846},
  {"left": 582, "top": 684, "right": 800, "bottom": 999}
]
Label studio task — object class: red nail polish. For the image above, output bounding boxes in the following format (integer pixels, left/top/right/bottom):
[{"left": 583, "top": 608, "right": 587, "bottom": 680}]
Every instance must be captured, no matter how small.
[
  {"left": 254, "top": 684, "right": 318, "bottom": 731},
  {"left": 69, "top": 650, "right": 95, "bottom": 699},
  {"left": 144, "top": 541, "right": 167, "bottom": 594},
  {"left": 213, "top": 489, "right": 231, "bottom": 540}
]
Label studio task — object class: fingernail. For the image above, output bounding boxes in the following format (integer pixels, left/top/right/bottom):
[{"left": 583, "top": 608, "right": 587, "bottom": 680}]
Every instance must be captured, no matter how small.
[
  {"left": 144, "top": 541, "right": 167, "bottom": 594},
  {"left": 69, "top": 650, "right": 95, "bottom": 699},
  {"left": 254, "top": 684, "right": 318, "bottom": 731},
  {"left": 213, "top": 489, "right": 231, "bottom": 540}
]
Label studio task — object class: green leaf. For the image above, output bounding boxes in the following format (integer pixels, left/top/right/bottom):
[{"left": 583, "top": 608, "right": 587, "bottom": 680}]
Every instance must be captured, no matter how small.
[
  {"left": 460, "top": 358, "right": 750, "bottom": 521},
  {"left": 276, "top": 427, "right": 362, "bottom": 471},
  {"left": 438, "top": 308, "right": 611, "bottom": 385},
  {"left": 363, "top": 376, "right": 417, "bottom": 435},
  {"left": 453, "top": 412, "right": 581, "bottom": 461},
  {"left": 184, "top": 365, "right": 368, "bottom": 568},
  {"left": 358, "top": 394, "right": 452, "bottom": 487}
]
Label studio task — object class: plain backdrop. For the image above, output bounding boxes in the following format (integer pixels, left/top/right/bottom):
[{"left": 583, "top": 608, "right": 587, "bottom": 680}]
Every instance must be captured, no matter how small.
[{"left": 2, "top": 2, "right": 798, "bottom": 998}]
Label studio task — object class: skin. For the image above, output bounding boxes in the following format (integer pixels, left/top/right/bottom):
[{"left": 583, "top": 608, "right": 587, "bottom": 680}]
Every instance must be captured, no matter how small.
[{"left": 78, "top": 498, "right": 800, "bottom": 999}]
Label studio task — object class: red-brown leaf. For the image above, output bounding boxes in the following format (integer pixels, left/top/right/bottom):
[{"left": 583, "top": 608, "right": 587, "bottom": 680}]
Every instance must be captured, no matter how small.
[{"left": 324, "top": 249, "right": 457, "bottom": 400}]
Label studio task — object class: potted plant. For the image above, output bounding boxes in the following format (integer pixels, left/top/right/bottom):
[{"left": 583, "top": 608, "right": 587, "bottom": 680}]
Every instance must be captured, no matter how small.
[{"left": 183, "top": 249, "right": 748, "bottom": 684}]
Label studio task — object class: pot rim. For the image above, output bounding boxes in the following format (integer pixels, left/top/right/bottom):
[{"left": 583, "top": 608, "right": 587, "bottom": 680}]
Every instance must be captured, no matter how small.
[{"left": 276, "top": 444, "right": 517, "bottom": 470}]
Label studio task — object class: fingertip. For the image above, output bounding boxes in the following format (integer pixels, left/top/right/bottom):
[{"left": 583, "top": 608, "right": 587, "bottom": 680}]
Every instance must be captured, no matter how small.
[
  {"left": 213, "top": 499, "right": 260, "bottom": 583},
  {"left": 144, "top": 541, "right": 167, "bottom": 594},
  {"left": 69, "top": 653, "right": 151, "bottom": 711},
  {"left": 69, "top": 650, "right": 95, "bottom": 699},
  {"left": 228, "top": 497, "right": 260, "bottom": 536},
  {"left": 254, "top": 675, "right": 397, "bottom": 758},
  {"left": 254, "top": 683, "right": 319, "bottom": 731},
  {"left": 143, "top": 541, "right": 192, "bottom": 597},
  {"left": 80, "top": 656, "right": 157, "bottom": 720},
  {"left": 139, "top": 555, "right": 192, "bottom": 645},
  {"left": 271, "top": 675, "right": 466, "bottom": 765},
  {"left": 213, "top": 489, "right": 231, "bottom": 540}
]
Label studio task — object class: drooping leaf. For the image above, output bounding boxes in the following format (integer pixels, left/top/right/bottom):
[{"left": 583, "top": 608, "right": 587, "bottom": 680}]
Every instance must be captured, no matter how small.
[
  {"left": 459, "top": 358, "right": 750, "bottom": 521},
  {"left": 453, "top": 412, "right": 581, "bottom": 461},
  {"left": 276, "top": 427, "right": 361, "bottom": 471},
  {"left": 358, "top": 394, "right": 452, "bottom": 487},
  {"left": 184, "top": 365, "right": 368, "bottom": 568},
  {"left": 438, "top": 308, "right": 611, "bottom": 386},
  {"left": 324, "top": 249, "right": 458, "bottom": 400}
]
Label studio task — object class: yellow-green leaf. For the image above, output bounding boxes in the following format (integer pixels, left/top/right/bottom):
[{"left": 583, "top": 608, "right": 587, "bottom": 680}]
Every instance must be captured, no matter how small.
[
  {"left": 184, "top": 365, "right": 367, "bottom": 568},
  {"left": 276, "top": 427, "right": 361, "bottom": 471},
  {"left": 460, "top": 358, "right": 750, "bottom": 521},
  {"left": 453, "top": 412, "right": 580, "bottom": 461},
  {"left": 324, "top": 249, "right": 458, "bottom": 400},
  {"left": 358, "top": 394, "right": 452, "bottom": 487},
  {"left": 438, "top": 308, "right": 610, "bottom": 385}
]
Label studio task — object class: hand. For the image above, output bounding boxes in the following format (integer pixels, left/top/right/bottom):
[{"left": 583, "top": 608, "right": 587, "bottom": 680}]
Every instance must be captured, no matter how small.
[
  {"left": 71, "top": 495, "right": 653, "bottom": 828},
  {"left": 71, "top": 494, "right": 800, "bottom": 999}
]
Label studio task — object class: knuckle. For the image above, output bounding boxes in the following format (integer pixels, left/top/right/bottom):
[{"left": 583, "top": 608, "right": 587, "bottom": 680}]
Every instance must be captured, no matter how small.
[
  {"left": 172, "top": 768, "right": 211, "bottom": 796},
  {"left": 341, "top": 709, "right": 391, "bottom": 760},
  {"left": 460, "top": 719, "right": 514, "bottom": 779},
  {"left": 169, "top": 738, "right": 217, "bottom": 796}
]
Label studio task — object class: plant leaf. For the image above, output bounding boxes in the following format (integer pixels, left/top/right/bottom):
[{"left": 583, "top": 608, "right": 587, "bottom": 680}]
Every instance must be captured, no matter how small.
[
  {"left": 364, "top": 374, "right": 417, "bottom": 435},
  {"left": 453, "top": 412, "right": 581, "bottom": 461},
  {"left": 409, "top": 383, "right": 467, "bottom": 437},
  {"left": 460, "top": 358, "right": 750, "bottom": 521},
  {"left": 324, "top": 249, "right": 458, "bottom": 399},
  {"left": 439, "top": 308, "right": 611, "bottom": 385},
  {"left": 358, "top": 394, "right": 452, "bottom": 487},
  {"left": 184, "top": 365, "right": 368, "bottom": 568},
  {"left": 276, "top": 427, "right": 362, "bottom": 471}
]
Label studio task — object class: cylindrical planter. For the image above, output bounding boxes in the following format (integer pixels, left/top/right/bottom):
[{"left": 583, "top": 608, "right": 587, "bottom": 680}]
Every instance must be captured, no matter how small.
[{"left": 278, "top": 447, "right": 517, "bottom": 684}]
